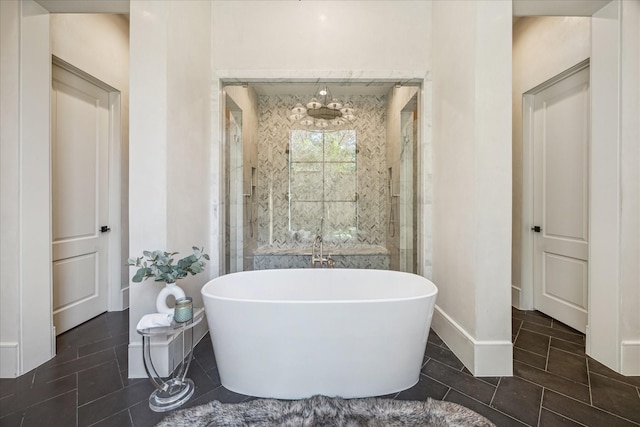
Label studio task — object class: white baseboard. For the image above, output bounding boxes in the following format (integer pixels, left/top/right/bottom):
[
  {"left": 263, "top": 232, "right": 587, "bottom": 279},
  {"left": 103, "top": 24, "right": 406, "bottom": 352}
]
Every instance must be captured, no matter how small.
[
  {"left": 475, "top": 340, "right": 513, "bottom": 376},
  {"left": 0, "top": 342, "right": 19, "bottom": 378},
  {"left": 431, "top": 306, "right": 474, "bottom": 369},
  {"left": 511, "top": 285, "right": 522, "bottom": 310},
  {"left": 621, "top": 341, "right": 640, "bottom": 376},
  {"left": 431, "top": 305, "right": 513, "bottom": 377}
]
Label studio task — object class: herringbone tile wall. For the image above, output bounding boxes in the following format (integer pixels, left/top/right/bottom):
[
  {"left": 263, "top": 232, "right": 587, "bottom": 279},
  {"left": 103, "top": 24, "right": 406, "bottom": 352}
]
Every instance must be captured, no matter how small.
[{"left": 256, "top": 95, "right": 388, "bottom": 250}]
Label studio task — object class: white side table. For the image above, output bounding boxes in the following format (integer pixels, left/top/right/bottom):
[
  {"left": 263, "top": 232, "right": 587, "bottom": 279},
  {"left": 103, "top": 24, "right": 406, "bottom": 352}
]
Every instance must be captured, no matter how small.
[{"left": 136, "top": 308, "right": 204, "bottom": 412}]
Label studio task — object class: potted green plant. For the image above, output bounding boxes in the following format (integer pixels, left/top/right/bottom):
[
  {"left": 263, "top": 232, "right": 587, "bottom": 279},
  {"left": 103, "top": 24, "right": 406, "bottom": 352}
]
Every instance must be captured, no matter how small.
[{"left": 128, "top": 247, "right": 209, "bottom": 314}]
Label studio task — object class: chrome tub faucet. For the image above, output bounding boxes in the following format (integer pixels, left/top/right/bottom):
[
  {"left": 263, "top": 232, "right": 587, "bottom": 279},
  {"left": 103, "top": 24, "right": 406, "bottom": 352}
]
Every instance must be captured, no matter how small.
[{"left": 311, "top": 234, "right": 334, "bottom": 268}]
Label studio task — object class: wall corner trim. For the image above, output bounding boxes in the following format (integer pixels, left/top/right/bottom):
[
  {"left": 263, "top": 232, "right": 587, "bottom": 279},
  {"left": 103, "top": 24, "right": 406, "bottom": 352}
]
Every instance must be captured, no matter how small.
[
  {"left": 511, "top": 285, "right": 522, "bottom": 310},
  {"left": 620, "top": 341, "right": 640, "bottom": 376},
  {"left": 0, "top": 342, "right": 19, "bottom": 378},
  {"left": 120, "top": 287, "right": 130, "bottom": 310},
  {"left": 431, "top": 305, "right": 513, "bottom": 377}
]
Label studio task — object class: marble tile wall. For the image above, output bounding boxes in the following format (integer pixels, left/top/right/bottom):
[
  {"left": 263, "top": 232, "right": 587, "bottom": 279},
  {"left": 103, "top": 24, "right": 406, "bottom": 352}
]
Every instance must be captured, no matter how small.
[
  {"left": 256, "top": 94, "right": 387, "bottom": 251},
  {"left": 252, "top": 245, "right": 390, "bottom": 270},
  {"left": 253, "top": 253, "right": 390, "bottom": 270}
]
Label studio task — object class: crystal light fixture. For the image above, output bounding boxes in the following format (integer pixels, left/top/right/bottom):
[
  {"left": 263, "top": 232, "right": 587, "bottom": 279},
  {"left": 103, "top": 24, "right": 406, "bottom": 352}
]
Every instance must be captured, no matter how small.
[{"left": 289, "top": 86, "right": 356, "bottom": 130}]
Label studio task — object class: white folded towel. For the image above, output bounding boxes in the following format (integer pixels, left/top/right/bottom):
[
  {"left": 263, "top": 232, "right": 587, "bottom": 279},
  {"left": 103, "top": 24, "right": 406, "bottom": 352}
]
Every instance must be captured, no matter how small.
[{"left": 136, "top": 312, "right": 173, "bottom": 330}]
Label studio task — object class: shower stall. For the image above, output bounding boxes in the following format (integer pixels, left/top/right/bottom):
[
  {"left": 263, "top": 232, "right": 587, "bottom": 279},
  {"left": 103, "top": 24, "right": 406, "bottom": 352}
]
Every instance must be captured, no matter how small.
[{"left": 222, "top": 82, "right": 420, "bottom": 274}]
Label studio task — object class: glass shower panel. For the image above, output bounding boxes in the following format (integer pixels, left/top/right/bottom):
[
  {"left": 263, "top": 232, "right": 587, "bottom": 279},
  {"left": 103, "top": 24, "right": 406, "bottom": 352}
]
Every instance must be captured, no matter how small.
[
  {"left": 324, "top": 163, "right": 356, "bottom": 201},
  {"left": 290, "top": 201, "right": 323, "bottom": 232},
  {"left": 399, "top": 95, "right": 417, "bottom": 273},
  {"left": 224, "top": 98, "right": 243, "bottom": 274},
  {"left": 289, "top": 129, "right": 357, "bottom": 241},
  {"left": 290, "top": 163, "right": 323, "bottom": 201},
  {"left": 290, "top": 131, "right": 323, "bottom": 162},
  {"left": 325, "top": 202, "right": 357, "bottom": 240},
  {"left": 324, "top": 131, "right": 356, "bottom": 162}
]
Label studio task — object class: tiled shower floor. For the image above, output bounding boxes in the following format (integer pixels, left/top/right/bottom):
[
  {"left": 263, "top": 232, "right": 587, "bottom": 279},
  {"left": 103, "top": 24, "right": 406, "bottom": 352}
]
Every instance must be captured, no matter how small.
[{"left": 1, "top": 308, "right": 638, "bottom": 426}]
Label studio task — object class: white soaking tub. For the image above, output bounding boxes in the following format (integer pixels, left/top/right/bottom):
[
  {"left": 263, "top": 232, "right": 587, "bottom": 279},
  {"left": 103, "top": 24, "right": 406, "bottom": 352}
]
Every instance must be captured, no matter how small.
[{"left": 201, "top": 268, "right": 438, "bottom": 399}]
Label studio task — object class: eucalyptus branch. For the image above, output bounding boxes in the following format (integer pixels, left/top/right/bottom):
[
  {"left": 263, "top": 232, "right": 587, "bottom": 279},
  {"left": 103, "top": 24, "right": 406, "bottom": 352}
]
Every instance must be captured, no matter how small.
[{"left": 128, "top": 247, "right": 209, "bottom": 284}]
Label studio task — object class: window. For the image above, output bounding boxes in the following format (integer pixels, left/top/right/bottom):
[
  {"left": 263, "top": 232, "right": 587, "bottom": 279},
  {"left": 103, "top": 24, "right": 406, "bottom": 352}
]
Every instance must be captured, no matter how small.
[{"left": 289, "top": 130, "right": 357, "bottom": 240}]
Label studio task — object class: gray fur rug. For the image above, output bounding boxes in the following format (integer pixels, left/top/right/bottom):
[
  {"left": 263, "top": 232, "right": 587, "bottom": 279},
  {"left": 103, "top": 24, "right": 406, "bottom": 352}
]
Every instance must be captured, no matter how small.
[{"left": 156, "top": 395, "right": 496, "bottom": 426}]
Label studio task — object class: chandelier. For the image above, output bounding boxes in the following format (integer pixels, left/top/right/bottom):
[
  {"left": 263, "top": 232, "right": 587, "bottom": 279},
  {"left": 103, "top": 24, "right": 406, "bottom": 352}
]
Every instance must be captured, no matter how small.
[{"left": 289, "top": 86, "right": 356, "bottom": 130}]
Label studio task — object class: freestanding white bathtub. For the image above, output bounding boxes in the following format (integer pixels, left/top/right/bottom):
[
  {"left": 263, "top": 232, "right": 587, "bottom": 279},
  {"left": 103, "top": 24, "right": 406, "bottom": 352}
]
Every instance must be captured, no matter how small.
[{"left": 201, "top": 268, "right": 438, "bottom": 399}]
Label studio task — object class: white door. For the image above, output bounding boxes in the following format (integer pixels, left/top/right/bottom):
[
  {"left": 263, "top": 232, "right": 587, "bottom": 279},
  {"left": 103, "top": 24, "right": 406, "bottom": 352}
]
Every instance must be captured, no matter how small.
[
  {"left": 52, "top": 64, "right": 110, "bottom": 335},
  {"left": 532, "top": 66, "right": 589, "bottom": 333}
]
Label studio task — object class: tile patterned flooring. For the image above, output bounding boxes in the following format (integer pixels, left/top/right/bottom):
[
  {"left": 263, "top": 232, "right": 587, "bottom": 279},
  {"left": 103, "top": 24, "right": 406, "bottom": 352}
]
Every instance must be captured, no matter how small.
[{"left": 1, "top": 308, "right": 639, "bottom": 426}]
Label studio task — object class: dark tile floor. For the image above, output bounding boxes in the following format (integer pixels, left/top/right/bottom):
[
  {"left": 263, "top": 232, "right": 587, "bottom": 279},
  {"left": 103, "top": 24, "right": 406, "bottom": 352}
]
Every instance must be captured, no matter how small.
[{"left": 1, "top": 308, "right": 639, "bottom": 426}]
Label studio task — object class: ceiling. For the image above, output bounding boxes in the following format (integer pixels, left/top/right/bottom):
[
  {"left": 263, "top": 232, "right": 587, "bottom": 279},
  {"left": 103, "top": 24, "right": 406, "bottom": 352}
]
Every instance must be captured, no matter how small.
[
  {"left": 35, "top": 0, "right": 129, "bottom": 13},
  {"left": 235, "top": 81, "right": 417, "bottom": 97},
  {"left": 512, "top": 0, "right": 611, "bottom": 16},
  {"left": 35, "top": 0, "right": 611, "bottom": 18}
]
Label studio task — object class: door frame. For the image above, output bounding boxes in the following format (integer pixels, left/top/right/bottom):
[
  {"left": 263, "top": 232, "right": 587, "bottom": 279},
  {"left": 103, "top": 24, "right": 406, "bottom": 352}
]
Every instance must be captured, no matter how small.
[
  {"left": 52, "top": 56, "right": 123, "bottom": 317},
  {"left": 520, "top": 59, "right": 590, "bottom": 312}
]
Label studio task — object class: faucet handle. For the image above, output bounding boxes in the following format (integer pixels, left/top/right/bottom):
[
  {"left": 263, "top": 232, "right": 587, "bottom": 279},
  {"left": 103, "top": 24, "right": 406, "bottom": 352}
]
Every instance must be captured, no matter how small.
[{"left": 326, "top": 254, "right": 335, "bottom": 268}]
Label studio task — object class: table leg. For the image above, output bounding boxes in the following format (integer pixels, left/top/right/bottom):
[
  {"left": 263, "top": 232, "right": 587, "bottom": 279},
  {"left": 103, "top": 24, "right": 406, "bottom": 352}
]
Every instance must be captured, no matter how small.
[{"left": 142, "top": 332, "right": 196, "bottom": 412}]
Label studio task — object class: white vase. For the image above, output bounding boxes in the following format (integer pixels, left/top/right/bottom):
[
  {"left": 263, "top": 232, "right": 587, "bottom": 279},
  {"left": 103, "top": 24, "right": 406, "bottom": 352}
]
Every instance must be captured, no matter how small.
[{"left": 156, "top": 282, "right": 186, "bottom": 315}]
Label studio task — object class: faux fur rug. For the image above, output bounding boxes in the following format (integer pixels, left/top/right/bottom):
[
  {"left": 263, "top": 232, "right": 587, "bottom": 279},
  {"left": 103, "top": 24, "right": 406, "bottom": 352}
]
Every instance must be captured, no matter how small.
[{"left": 156, "top": 395, "right": 496, "bottom": 427}]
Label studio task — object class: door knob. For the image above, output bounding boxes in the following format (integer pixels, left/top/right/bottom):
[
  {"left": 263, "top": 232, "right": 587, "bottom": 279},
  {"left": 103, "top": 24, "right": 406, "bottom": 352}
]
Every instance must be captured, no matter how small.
[
  {"left": 531, "top": 226, "right": 542, "bottom": 232},
  {"left": 100, "top": 225, "right": 111, "bottom": 233}
]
